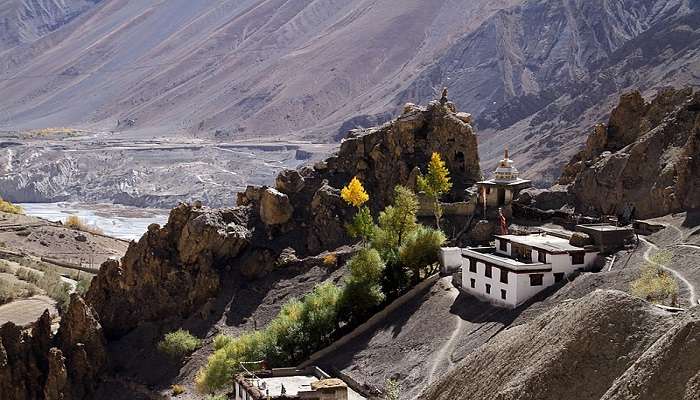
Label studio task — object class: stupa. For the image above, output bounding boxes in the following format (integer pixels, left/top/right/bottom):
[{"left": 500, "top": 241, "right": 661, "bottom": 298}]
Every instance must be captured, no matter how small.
[{"left": 477, "top": 149, "right": 531, "bottom": 209}]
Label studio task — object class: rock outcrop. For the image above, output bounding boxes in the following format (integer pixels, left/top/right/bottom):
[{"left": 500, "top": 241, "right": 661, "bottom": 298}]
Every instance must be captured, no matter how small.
[
  {"left": 419, "top": 290, "right": 698, "bottom": 400},
  {"left": 86, "top": 204, "right": 251, "bottom": 337},
  {"left": 545, "top": 87, "right": 699, "bottom": 219},
  {"left": 0, "top": 295, "right": 108, "bottom": 400}
]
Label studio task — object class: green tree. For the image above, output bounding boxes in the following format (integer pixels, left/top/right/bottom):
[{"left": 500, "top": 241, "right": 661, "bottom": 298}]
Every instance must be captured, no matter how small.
[
  {"left": 339, "top": 248, "right": 386, "bottom": 323},
  {"left": 399, "top": 226, "right": 446, "bottom": 284},
  {"left": 371, "top": 186, "right": 419, "bottom": 297},
  {"left": 417, "top": 152, "right": 452, "bottom": 230}
]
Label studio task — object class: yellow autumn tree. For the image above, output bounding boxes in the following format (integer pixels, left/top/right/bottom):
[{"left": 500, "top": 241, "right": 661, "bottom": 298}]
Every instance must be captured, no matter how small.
[
  {"left": 341, "top": 177, "right": 369, "bottom": 208},
  {"left": 417, "top": 152, "right": 452, "bottom": 230},
  {"left": 341, "top": 177, "right": 373, "bottom": 242}
]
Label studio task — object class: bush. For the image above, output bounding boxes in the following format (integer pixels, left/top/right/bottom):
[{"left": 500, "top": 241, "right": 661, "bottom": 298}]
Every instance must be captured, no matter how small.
[
  {"left": 631, "top": 263, "right": 679, "bottom": 305},
  {"left": 0, "top": 278, "right": 38, "bottom": 304},
  {"left": 399, "top": 226, "right": 446, "bottom": 283},
  {"left": 158, "top": 329, "right": 202, "bottom": 359},
  {"left": 64, "top": 215, "right": 104, "bottom": 235},
  {"left": 16, "top": 267, "right": 41, "bottom": 284},
  {"left": 212, "top": 334, "right": 234, "bottom": 351},
  {"left": 0, "top": 197, "right": 22, "bottom": 214},
  {"left": 75, "top": 277, "right": 92, "bottom": 296},
  {"left": 171, "top": 384, "right": 186, "bottom": 396},
  {"left": 205, "top": 395, "right": 228, "bottom": 400},
  {"left": 322, "top": 253, "right": 337, "bottom": 267}
]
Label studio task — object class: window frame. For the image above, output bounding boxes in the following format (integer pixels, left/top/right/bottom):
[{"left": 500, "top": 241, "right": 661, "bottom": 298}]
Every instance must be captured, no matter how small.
[
  {"left": 499, "top": 239, "right": 508, "bottom": 252},
  {"left": 538, "top": 251, "right": 547, "bottom": 263},
  {"left": 501, "top": 289, "right": 507, "bottom": 300},
  {"left": 470, "top": 278, "right": 475, "bottom": 288},
  {"left": 529, "top": 274, "right": 544, "bottom": 287},
  {"left": 485, "top": 264, "right": 492, "bottom": 278},
  {"left": 571, "top": 251, "right": 585, "bottom": 265},
  {"left": 469, "top": 258, "right": 477, "bottom": 273},
  {"left": 485, "top": 283, "right": 491, "bottom": 294},
  {"left": 500, "top": 268, "right": 508, "bottom": 284}
]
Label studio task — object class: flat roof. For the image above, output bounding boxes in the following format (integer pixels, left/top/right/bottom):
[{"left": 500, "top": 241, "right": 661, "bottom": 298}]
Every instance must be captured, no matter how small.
[
  {"left": 462, "top": 248, "right": 550, "bottom": 271},
  {"left": 576, "top": 224, "right": 633, "bottom": 232},
  {"left": 257, "top": 375, "right": 318, "bottom": 397},
  {"left": 495, "top": 233, "right": 584, "bottom": 253}
]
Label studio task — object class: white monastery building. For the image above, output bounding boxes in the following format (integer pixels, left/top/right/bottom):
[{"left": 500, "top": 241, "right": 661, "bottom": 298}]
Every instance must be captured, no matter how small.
[{"left": 441, "top": 230, "right": 600, "bottom": 307}]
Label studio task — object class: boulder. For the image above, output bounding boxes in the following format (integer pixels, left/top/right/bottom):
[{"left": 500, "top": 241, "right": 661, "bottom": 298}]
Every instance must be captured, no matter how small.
[
  {"left": 569, "top": 232, "right": 592, "bottom": 247},
  {"left": 275, "top": 169, "right": 305, "bottom": 194},
  {"left": 260, "top": 188, "right": 294, "bottom": 225}
]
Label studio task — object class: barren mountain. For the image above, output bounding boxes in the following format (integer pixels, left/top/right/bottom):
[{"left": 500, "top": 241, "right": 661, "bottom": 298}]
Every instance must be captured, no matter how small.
[{"left": 1, "top": 0, "right": 697, "bottom": 194}]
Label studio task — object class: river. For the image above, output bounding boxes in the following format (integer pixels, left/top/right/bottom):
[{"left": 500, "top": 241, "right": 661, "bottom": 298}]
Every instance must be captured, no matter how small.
[{"left": 18, "top": 202, "right": 170, "bottom": 241}]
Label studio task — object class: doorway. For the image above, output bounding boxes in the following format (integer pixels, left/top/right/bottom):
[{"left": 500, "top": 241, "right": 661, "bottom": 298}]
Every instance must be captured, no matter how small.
[{"left": 497, "top": 188, "right": 506, "bottom": 205}]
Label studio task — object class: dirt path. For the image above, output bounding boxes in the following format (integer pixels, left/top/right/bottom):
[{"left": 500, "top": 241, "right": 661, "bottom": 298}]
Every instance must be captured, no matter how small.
[
  {"left": 640, "top": 237, "right": 697, "bottom": 306},
  {"left": 0, "top": 295, "right": 56, "bottom": 326},
  {"left": 427, "top": 290, "right": 464, "bottom": 384}
]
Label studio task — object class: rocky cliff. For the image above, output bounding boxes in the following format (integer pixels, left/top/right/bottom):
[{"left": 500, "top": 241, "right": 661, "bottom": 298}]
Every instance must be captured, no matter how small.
[
  {"left": 557, "top": 87, "right": 700, "bottom": 219},
  {"left": 0, "top": 294, "right": 107, "bottom": 400},
  {"left": 419, "top": 290, "right": 700, "bottom": 400}
]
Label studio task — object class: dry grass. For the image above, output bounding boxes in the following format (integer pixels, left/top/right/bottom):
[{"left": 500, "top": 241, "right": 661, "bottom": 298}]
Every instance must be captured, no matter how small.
[
  {"left": 0, "top": 197, "right": 23, "bottom": 214},
  {"left": 631, "top": 251, "right": 679, "bottom": 306},
  {"left": 0, "top": 276, "right": 39, "bottom": 304},
  {"left": 23, "top": 127, "right": 85, "bottom": 138},
  {"left": 64, "top": 215, "right": 104, "bottom": 235}
]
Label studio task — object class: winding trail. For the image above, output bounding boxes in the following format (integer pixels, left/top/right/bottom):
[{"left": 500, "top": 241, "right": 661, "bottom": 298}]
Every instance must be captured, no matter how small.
[
  {"left": 427, "top": 313, "right": 464, "bottom": 383},
  {"left": 640, "top": 237, "right": 697, "bottom": 306}
]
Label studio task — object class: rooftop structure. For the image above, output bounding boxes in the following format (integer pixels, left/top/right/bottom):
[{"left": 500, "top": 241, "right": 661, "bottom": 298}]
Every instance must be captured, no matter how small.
[
  {"left": 477, "top": 149, "right": 531, "bottom": 209},
  {"left": 233, "top": 366, "right": 365, "bottom": 400}
]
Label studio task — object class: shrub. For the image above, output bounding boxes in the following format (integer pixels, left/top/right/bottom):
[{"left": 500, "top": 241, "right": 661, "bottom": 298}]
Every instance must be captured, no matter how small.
[
  {"left": 205, "top": 395, "right": 228, "bottom": 400},
  {"left": 385, "top": 379, "right": 400, "bottom": 400},
  {"left": 631, "top": 262, "right": 679, "bottom": 305},
  {"left": 171, "top": 384, "right": 186, "bottom": 396},
  {"left": 322, "top": 253, "right": 337, "bottom": 267},
  {"left": 158, "top": 329, "right": 202, "bottom": 359},
  {"left": 16, "top": 267, "right": 41, "bottom": 284},
  {"left": 0, "top": 197, "right": 23, "bottom": 214},
  {"left": 339, "top": 248, "right": 385, "bottom": 323},
  {"left": 212, "top": 334, "right": 234, "bottom": 351},
  {"left": 75, "top": 277, "right": 92, "bottom": 296},
  {"left": 399, "top": 226, "right": 446, "bottom": 283},
  {"left": 64, "top": 215, "right": 104, "bottom": 235}
]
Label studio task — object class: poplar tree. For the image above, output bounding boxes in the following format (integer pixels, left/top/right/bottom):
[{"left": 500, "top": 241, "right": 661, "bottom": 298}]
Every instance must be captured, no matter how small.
[{"left": 417, "top": 152, "right": 452, "bottom": 230}]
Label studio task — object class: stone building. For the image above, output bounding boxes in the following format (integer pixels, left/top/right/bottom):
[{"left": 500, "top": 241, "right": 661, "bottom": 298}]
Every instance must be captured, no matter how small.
[{"left": 476, "top": 149, "right": 531, "bottom": 210}]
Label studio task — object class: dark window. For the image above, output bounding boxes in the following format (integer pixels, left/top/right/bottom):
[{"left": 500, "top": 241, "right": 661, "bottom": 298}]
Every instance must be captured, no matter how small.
[
  {"left": 501, "top": 289, "right": 507, "bottom": 300},
  {"left": 500, "top": 269, "right": 508, "bottom": 284},
  {"left": 499, "top": 240, "right": 508, "bottom": 252},
  {"left": 554, "top": 272, "right": 565, "bottom": 283},
  {"left": 455, "top": 151, "right": 466, "bottom": 172},
  {"left": 485, "top": 264, "right": 492, "bottom": 278},
  {"left": 530, "top": 274, "right": 543, "bottom": 286},
  {"left": 571, "top": 252, "right": 585, "bottom": 265},
  {"left": 469, "top": 258, "right": 477, "bottom": 273},
  {"left": 470, "top": 278, "right": 475, "bottom": 288},
  {"left": 485, "top": 283, "right": 491, "bottom": 294},
  {"left": 486, "top": 187, "right": 491, "bottom": 194},
  {"left": 538, "top": 251, "right": 547, "bottom": 263}
]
